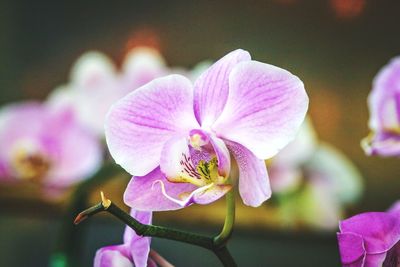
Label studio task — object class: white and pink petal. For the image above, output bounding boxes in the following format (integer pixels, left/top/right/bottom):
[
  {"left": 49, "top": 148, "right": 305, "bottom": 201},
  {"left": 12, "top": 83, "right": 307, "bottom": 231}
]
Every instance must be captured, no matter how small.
[
  {"left": 213, "top": 60, "right": 308, "bottom": 160},
  {"left": 105, "top": 75, "right": 199, "bottom": 176}
]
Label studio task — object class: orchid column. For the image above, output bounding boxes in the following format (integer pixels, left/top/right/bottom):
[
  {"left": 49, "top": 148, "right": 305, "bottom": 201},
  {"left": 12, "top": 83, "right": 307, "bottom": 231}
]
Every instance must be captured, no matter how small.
[{"left": 76, "top": 49, "right": 309, "bottom": 266}]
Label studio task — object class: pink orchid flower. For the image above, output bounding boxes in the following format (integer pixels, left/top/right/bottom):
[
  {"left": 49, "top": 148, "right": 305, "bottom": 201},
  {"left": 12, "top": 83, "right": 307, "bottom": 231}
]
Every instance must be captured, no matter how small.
[
  {"left": 94, "top": 210, "right": 171, "bottom": 267},
  {"left": 0, "top": 102, "right": 102, "bottom": 188},
  {"left": 105, "top": 49, "right": 309, "bottom": 211},
  {"left": 362, "top": 56, "right": 400, "bottom": 157},
  {"left": 338, "top": 201, "right": 400, "bottom": 266}
]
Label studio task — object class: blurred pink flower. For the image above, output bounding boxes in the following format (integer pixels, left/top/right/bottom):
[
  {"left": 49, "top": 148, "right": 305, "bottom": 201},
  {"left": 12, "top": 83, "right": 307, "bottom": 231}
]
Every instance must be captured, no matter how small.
[
  {"left": 105, "top": 49, "right": 308, "bottom": 211},
  {"left": 0, "top": 102, "right": 102, "bottom": 188},
  {"left": 362, "top": 56, "right": 400, "bottom": 157},
  {"left": 47, "top": 48, "right": 167, "bottom": 137},
  {"left": 269, "top": 118, "right": 363, "bottom": 229},
  {"left": 47, "top": 47, "right": 205, "bottom": 138},
  {"left": 337, "top": 201, "right": 400, "bottom": 266}
]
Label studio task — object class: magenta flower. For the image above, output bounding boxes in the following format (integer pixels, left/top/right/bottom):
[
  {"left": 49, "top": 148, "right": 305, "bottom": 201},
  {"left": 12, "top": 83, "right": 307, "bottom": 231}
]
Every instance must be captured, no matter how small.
[
  {"left": 337, "top": 201, "right": 400, "bottom": 266},
  {"left": 94, "top": 210, "right": 158, "bottom": 267},
  {"left": 362, "top": 56, "right": 400, "bottom": 157},
  {"left": 0, "top": 102, "right": 102, "bottom": 188},
  {"left": 105, "top": 49, "right": 309, "bottom": 211}
]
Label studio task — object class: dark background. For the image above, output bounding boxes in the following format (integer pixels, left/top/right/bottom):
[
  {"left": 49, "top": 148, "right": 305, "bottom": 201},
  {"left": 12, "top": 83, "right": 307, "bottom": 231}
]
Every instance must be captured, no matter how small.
[{"left": 0, "top": 0, "right": 399, "bottom": 266}]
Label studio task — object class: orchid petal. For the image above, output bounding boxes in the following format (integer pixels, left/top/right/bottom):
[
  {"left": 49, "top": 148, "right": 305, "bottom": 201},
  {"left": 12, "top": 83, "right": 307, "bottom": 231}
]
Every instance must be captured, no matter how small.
[
  {"left": 122, "top": 47, "right": 167, "bottom": 92},
  {"left": 130, "top": 235, "right": 151, "bottom": 267},
  {"left": 364, "top": 252, "right": 387, "bottom": 267},
  {"left": 105, "top": 75, "right": 199, "bottom": 176},
  {"left": 155, "top": 180, "right": 230, "bottom": 206},
  {"left": 193, "top": 49, "right": 251, "bottom": 127},
  {"left": 123, "top": 167, "right": 197, "bottom": 211},
  {"left": 362, "top": 132, "right": 400, "bottom": 157},
  {"left": 337, "top": 232, "right": 365, "bottom": 266},
  {"left": 209, "top": 135, "right": 231, "bottom": 178},
  {"left": 45, "top": 109, "right": 103, "bottom": 186},
  {"left": 339, "top": 212, "right": 400, "bottom": 254},
  {"left": 306, "top": 143, "right": 363, "bottom": 204},
  {"left": 368, "top": 56, "right": 400, "bottom": 131},
  {"left": 94, "top": 245, "right": 133, "bottom": 267},
  {"left": 192, "top": 184, "right": 232, "bottom": 205},
  {"left": 213, "top": 60, "right": 308, "bottom": 160},
  {"left": 154, "top": 180, "right": 215, "bottom": 206},
  {"left": 226, "top": 141, "right": 271, "bottom": 207},
  {"left": 159, "top": 136, "right": 190, "bottom": 181},
  {"left": 70, "top": 51, "right": 116, "bottom": 89}
]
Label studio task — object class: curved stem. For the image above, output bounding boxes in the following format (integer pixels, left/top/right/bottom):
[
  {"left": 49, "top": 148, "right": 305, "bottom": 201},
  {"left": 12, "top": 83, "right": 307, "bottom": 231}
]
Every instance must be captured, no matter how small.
[
  {"left": 74, "top": 193, "right": 237, "bottom": 266},
  {"left": 214, "top": 189, "right": 235, "bottom": 248}
]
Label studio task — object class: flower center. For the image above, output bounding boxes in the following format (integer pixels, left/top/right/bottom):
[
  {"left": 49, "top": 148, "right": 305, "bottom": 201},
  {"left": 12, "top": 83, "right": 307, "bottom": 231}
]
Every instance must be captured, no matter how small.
[
  {"left": 166, "top": 131, "right": 227, "bottom": 188},
  {"left": 11, "top": 149, "right": 51, "bottom": 181}
]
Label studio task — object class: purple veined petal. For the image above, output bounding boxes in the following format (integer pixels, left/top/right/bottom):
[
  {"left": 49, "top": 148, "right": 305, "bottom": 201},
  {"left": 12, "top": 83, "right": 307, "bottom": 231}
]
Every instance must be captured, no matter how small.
[
  {"left": 94, "top": 245, "right": 133, "bottom": 267},
  {"left": 123, "top": 167, "right": 197, "bottom": 211},
  {"left": 361, "top": 132, "right": 400, "bottom": 157},
  {"left": 105, "top": 75, "right": 200, "bottom": 176},
  {"left": 225, "top": 140, "right": 271, "bottom": 207},
  {"left": 339, "top": 212, "right": 400, "bottom": 254},
  {"left": 368, "top": 56, "right": 400, "bottom": 131},
  {"left": 337, "top": 232, "right": 365, "bottom": 266},
  {"left": 213, "top": 60, "right": 309, "bottom": 160},
  {"left": 193, "top": 49, "right": 251, "bottom": 128}
]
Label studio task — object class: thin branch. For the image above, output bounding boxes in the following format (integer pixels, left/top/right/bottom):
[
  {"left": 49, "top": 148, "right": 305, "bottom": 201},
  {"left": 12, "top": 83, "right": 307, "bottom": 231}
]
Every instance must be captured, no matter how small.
[
  {"left": 74, "top": 192, "right": 237, "bottom": 267},
  {"left": 74, "top": 192, "right": 213, "bottom": 249}
]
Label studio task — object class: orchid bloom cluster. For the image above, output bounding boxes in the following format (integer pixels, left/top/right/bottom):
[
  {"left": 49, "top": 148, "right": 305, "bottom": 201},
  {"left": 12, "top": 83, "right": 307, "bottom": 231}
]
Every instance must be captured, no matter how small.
[
  {"left": 93, "top": 49, "right": 308, "bottom": 266},
  {"left": 338, "top": 201, "right": 400, "bottom": 266},
  {"left": 104, "top": 49, "right": 309, "bottom": 211},
  {"left": 0, "top": 47, "right": 207, "bottom": 191},
  {"left": 0, "top": 102, "right": 102, "bottom": 189},
  {"left": 362, "top": 56, "right": 400, "bottom": 157},
  {"left": 268, "top": 118, "right": 363, "bottom": 229},
  {"left": 47, "top": 47, "right": 209, "bottom": 138}
]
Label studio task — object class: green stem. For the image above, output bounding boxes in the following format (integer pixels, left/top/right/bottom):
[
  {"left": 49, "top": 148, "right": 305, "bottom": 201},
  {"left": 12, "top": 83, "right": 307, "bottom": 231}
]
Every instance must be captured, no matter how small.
[
  {"left": 214, "top": 189, "right": 236, "bottom": 248},
  {"left": 75, "top": 192, "right": 237, "bottom": 267},
  {"left": 214, "top": 246, "right": 238, "bottom": 267}
]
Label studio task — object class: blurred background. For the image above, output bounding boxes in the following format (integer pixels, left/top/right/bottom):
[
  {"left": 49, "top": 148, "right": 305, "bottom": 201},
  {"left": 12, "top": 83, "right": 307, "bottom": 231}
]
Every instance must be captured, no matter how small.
[{"left": 1, "top": 0, "right": 400, "bottom": 266}]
